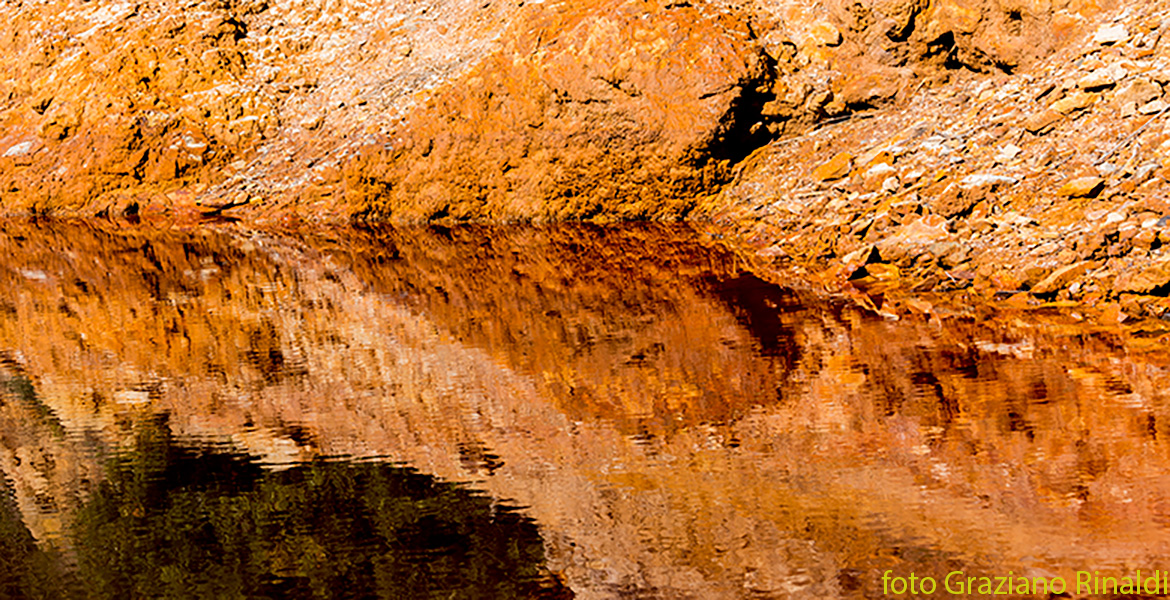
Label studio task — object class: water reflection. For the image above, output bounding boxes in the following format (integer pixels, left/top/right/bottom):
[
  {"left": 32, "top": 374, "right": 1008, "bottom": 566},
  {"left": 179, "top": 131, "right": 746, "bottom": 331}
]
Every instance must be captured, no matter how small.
[
  {"left": 70, "top": 416, "right": 565, "bottom": 600},
  {"left": 0, "top": 220, "right": 1169, "bottom": 598}
]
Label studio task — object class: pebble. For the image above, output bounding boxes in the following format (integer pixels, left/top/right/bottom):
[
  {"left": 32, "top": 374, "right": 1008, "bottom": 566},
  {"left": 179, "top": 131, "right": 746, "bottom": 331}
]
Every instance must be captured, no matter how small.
[
  {"left": 1134, "top": 229, "right": 1158, "bottom": 250},
  {"left": 1023, "top": 109, "right": 1063, "bottom": 134},
  {"left": 1032, "top": 262, "right": 1089, "bottom": 294},
  {"left": 808, "top": 21, "right": 842, "bottom": 47},
  {"left": 960, "top": 174, "right": 1018, "bottom": 189},
  {"left": 902, "top": 168, "right": 925, "bottom": 185},
  {"left": 300, "top": 115, "right": 325, "bottom": 130},
  {"left": 1051, "top": 92, "right": 1097, "bottom": 115},
  {"left": 865, "top": 163, "right": 896, "bottom": 179},
  {"left": 1114, "top": 77, "right": 1162, "bottom": 108},
  {"left": 1114, "top": 257, "right": 1170, "bottom": 293},
  {"left": 1057, "top": 176, "right": 1105, "bottom": 197},
  {"left": 1098, "top": 303, "right": 1126, "bottom": 325},
  {"left": 996, "top": 144, "right": 1022, "bottom": 162},
  {"left": 1094, "top": 23, "right": 1129, "bottom": 45},
  {"left": 813, "top": 152, "right": 853, "bottom": 181},
  {"left": 1077, "top": 64, "right": 1128, "bottom": 89},
  {"left": 1139, "top": 99, "right": 1168, "bottom": 114},
  {"left": 2, "top": 141, "right": 33, "bottom": 157}
]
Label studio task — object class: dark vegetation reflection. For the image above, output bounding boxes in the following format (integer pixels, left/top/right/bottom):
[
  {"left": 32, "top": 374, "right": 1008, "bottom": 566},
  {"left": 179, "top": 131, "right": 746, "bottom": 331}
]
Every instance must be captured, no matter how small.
[{"left": 7, "top": 415, "right": 569, "bottom": 600}]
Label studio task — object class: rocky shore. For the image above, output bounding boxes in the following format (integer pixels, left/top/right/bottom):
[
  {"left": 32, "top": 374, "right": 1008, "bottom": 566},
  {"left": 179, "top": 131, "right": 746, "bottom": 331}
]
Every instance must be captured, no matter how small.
[
  {"left": 4, "top": 0, "right": 1170, "bottom": 332},
  {"left": 710, "top": 0, "right": 1170, "bottom": 333}
]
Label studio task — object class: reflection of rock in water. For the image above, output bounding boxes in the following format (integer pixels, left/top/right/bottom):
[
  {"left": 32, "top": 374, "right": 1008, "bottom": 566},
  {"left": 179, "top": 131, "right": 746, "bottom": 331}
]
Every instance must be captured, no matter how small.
[
  {"left": 311, "top": 223, "right": 797, "bottom": 433},
  {"left": 3, "top": 221, "right": 1170, "bottom": 598},
  {"left": 60, "top": 415, "right": 569, "bottom": 600}
]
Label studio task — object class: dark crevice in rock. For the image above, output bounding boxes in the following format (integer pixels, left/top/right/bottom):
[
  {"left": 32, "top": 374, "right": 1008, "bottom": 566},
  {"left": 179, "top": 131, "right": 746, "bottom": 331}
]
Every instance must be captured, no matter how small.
[
  {"left": 889, "top": 7, "right": 919, "bottom": 42},
  {"left": 702, "top": 52, "right": 779, "bottom": 171}
]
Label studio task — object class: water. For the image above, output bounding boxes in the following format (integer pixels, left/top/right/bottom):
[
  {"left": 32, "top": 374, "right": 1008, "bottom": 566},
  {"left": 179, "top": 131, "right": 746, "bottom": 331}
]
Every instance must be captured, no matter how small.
[{"left": 1, "top": 220, "right": 1169, "bottom": 598}]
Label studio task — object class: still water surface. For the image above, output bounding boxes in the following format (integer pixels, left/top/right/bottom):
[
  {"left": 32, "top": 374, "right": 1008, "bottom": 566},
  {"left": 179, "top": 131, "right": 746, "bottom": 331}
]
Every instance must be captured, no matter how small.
[{"left": 1, "top": 221, "right": 1169, "bottom": 598}]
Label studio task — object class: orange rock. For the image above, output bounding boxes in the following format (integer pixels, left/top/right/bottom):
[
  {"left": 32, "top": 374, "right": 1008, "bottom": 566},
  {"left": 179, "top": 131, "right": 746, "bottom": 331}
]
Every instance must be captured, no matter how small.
[
  {"left": 836, "top": 69, "right": 904, "bottom": 108},
  {"left": 881, "top": 213, "right": 950, "bottom": 250},
  {"left": 865, "top": 150, "right": 896, "bottom": 167},
  {"left": 1114, "top": 258, "right": 1170, "bottom": 294},
  {"left": 1001, "top": 292, "right": 1033, "bottom": 309},
  {"left": 808, "top": 21, "right": 842, "bottom": 46},
  {"left": 1098, "top": 303, "right": 1126, "bottom": 325},
  {"left": 1050, "top": 92, "right": 1098, "bottom": 115},
  {"left": 848, "top": 262, "right": 901, "bottom": 294},
  {"left": 1023, "top": 109, "right": 1063, "bottom": 134},
  {"left": 904, "top": 297, "right": 934, "bottom": 315},
  {"left": 1058, "top": 177, "right": 1105, "bottom": 198},
  {"left": 814, "top": 152, "right": 854, "bottom": 182},
  {"left": 1031, "top": 262, "right": 1089, "bottom": 295},
  {"left": 345, "top": 0, "right": 774, "bottom": 221}
]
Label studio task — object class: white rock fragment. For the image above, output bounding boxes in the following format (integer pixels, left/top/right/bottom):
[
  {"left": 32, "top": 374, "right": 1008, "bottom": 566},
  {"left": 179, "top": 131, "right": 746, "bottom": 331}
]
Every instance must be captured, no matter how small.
[
  {"left": 960, "top": 174, "right": 1019, "bottom": 189},
  {"left": 1094, "top": 23, "right": 1129, "bottom": 45},
  {"left": 995, "top": 144, "right": 1022, "bottom": 162},
  {"left": 3, "top": 142, "right": 33, "bottom": 157},
  {"left": 865, "top": 163, "right": 896, "bottom": 178},
  {"left": 1139, "top": 99, "right": 1169, "bottom": 114},
  {"left": 1077, "top": 64, "right": 1128, "bottom": 89},
  {"left": 182, "top": 135, "right": 207, "bottom": 151}
]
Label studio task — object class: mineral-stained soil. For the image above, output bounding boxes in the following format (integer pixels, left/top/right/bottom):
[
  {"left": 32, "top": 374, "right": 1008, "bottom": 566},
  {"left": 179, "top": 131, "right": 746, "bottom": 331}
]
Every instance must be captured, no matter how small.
[{"left": 9, "top": 0, "right": 1170, "bottom": 323}]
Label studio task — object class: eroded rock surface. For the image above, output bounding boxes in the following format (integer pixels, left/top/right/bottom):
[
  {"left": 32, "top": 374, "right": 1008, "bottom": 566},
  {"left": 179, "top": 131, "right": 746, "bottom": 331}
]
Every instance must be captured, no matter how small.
[
  {"left": 711, "top": 0, "right": 1170, "bottom": 324},
  {"left": 0, "top": 0, "right": 1114, "bottom": 222},
  {"left": 8, "top": 0, "right": 1170, "bottom": 324},
  {"left": 0, "top": 0, "right": 519, "bottom": 216},
  {"left": 341, "top": 0, "right": 775, "bottom": 221}
]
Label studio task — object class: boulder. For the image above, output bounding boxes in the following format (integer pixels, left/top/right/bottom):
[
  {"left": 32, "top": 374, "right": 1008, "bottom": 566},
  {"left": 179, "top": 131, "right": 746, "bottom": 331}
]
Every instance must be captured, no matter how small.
[{"left": 345, "top": 0, "right": 775, "bottom": 221}]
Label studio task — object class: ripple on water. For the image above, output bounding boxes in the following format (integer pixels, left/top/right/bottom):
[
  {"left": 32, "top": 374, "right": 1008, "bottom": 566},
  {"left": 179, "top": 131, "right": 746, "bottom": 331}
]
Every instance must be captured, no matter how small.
[{"left": 0, "top": 221, "right": 1168, "bottom": 598}]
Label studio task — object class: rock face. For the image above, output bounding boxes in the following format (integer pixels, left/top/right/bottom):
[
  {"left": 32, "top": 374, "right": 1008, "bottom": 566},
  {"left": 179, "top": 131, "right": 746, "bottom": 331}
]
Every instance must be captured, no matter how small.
[
  {"left": 0, "top": 0, "right": 1115, "bottom": 221},
  {"left": 709, "top": 0, "right": 1170, "bottom": 322},
  {"left": 342, "top": 0, "right": 775, "bottom": 221},
  {"left": 9, "top": 0, "right": 1170, "bottom": 322},
  {"left": 0, "top": 0, "right": 522, "bottom": 217},
  {"left": 0, "top": 0, "right": 270, "bottom": 215}
]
